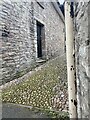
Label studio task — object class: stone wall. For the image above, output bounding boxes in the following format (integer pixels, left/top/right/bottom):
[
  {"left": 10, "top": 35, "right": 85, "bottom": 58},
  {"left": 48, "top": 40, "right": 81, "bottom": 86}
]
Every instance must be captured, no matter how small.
[
  {"left": 33, "top": 2, "right": 64, "bottom": 59},
  {"left": 0, "top": 0, "right": 64, "bottom": 84},
  {"left": 74, "top": 2, "right": 90, "bottom": 118},
  {"left": 1, "top": 0, "right": 35, "bottom": 84}
]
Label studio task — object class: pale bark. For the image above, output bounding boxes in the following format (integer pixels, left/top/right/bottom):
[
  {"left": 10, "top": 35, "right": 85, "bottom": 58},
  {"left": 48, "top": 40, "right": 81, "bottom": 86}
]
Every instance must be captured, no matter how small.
[{"left": 65, "top": 1, "right": 77, "bottom": 118}]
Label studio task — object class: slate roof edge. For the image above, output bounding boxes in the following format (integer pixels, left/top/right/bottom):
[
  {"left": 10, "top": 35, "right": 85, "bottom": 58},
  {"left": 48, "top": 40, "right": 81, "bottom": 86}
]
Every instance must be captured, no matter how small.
[{"left": 52, "top": 1, "right": 65, "bottom": 23}]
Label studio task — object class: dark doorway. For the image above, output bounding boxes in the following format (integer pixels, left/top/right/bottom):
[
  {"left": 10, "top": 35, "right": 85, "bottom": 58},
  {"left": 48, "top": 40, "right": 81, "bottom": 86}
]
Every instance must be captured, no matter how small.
[{"left": 37, "top": 21, "right": 44, "bottom": 58}]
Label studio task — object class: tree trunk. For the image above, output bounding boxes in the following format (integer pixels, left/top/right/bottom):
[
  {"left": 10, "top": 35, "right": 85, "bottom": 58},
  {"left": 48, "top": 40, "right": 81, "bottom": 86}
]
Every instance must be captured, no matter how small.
[{"left": 64, "top": 1, "right": 77, "bottom": 118}]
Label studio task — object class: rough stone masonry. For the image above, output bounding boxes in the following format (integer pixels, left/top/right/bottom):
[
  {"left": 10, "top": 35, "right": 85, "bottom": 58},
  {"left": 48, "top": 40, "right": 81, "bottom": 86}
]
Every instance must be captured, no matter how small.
[
  {"left": 74, "top": 2, "right": 90, "bottom": 119},
  {"left": 0, "top": 0, "right": 64, "bottom": 84}
]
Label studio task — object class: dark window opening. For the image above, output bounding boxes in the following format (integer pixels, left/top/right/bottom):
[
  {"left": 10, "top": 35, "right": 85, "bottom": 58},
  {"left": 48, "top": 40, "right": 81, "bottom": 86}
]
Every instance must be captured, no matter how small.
[{"left": 37, "top": 21, "right": 44, "bottom": 58}]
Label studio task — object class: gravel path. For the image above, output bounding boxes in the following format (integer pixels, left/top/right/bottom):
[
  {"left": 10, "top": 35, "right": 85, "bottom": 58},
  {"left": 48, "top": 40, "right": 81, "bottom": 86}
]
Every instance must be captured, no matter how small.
[
  {"left": 2, "top": 54, "right": 68, "bottom": 113},
  {"left": 0, "top": 54, "right": 65, "bottom": 90}
]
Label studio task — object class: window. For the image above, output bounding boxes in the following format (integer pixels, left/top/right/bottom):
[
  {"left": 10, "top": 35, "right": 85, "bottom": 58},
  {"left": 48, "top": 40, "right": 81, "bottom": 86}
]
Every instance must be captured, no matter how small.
[{"left": 37, "top": 21, "right": 45, "bottom": 58}]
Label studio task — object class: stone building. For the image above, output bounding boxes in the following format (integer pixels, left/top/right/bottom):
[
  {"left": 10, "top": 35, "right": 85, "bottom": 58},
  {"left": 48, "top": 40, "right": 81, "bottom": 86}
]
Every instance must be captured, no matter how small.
[
  {"left": 74, "top": 1, "right": 90, "bottom": 119},
  {"left": 0, "top": 0, "right": 65, "bottom": 84}
]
